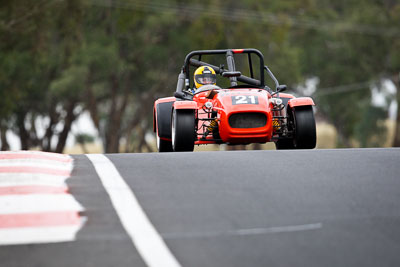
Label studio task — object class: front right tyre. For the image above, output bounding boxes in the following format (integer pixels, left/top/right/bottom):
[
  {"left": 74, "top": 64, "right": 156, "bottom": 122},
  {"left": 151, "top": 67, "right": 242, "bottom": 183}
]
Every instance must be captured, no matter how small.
[{"left": 171, "top": 109, "right": 195, "bottom": 152}]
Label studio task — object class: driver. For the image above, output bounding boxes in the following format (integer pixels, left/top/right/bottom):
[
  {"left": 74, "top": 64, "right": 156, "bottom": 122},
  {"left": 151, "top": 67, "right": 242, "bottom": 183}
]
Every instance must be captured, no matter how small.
[{"left": 194, "top": 66, "right": 217, "bottom": 91}]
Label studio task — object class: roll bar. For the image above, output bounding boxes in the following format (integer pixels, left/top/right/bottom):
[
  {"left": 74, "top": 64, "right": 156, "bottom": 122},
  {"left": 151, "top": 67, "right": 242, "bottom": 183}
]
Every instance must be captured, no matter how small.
[{"left": 182, "top": 49, "right": 265, "bottom": 90}]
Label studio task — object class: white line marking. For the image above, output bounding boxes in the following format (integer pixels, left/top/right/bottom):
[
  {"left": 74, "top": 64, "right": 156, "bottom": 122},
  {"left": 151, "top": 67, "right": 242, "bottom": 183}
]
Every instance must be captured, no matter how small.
[
  {"left": 0, "top": 194, "right": 84, "bottom": 214},
  {"left": 162, "top": 223, "right": 323, "bottom": 239},
  {"left": 235, "top": 223, "right": 323, "bottom": 235},
  {"left": 0, "top": 223, "right": 85, "bottom": 245},
  {"left": 86, "top": 154, "right": 182, "bottom": 267}
]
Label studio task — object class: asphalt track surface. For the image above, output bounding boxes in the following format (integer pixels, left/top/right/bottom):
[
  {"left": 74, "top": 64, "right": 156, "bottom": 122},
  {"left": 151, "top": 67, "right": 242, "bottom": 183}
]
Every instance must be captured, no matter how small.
[{"left": 1, "top": 148, "right": 400, "bottom": 267}]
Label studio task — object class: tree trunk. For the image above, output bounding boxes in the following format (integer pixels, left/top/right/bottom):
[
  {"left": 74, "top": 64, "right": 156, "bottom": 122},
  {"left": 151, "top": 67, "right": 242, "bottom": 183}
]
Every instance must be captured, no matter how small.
[
  {"left": 85, "top": 71, "right": 101, "bottom": 131},
  {"left": 29, "top": 114, "right": 40, "bottom": 148},
  {"left": 55, "top": 101, "right": 78, "bottom": 153},
  {"left": 0, "top": 123, "right": 10, "bottom": 151},
  {"left": 17, "top": 112, "right": 29, "bottom": 150},
  {"left": 42, "top": 102, "right": 58, "bottom": 152},
  {"left": 79, "top": 143, "right": 89, "bottom": 154},
  {"left": 393, "top": 73, "right": 400, "bottom": 147},
  {"left": 105, "top": 74, "right": 121, "bottom": 153},
  {"left": 105, "top": 74, "right": 132, "bottom": 153}
]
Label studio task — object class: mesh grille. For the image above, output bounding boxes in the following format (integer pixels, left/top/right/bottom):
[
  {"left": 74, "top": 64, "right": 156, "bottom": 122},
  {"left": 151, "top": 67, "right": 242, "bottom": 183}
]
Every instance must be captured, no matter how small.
[{"left": 228, "top": 113, "right": 267, "bottom": 128}]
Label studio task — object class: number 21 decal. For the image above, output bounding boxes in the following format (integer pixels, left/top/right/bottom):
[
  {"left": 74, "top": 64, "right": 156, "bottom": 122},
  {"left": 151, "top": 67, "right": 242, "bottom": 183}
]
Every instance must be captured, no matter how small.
[{"left": 231, "top": 95, "right": 259, "bottom": 105}]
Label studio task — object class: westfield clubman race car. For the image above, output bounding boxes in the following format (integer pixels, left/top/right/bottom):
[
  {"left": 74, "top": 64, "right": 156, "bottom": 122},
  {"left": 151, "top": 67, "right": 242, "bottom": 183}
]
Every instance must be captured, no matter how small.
[{"left": 153, "top": 48, "right": 316, "bottom": 152}]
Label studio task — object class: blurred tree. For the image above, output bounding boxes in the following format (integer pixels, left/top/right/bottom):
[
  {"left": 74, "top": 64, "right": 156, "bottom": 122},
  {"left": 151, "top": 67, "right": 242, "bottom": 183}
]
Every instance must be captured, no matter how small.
[
  {"left": 383, "top": 2, "right": 400, "bottom": 146},
  {"left": 0, "top": 0, "right": 398, "bottom": 152},
  {"left": 296, "top": 0, "right": 399, "bottom": 147},
  {"left": 0, "top": 0, "right": 84, "bottom": 152}
]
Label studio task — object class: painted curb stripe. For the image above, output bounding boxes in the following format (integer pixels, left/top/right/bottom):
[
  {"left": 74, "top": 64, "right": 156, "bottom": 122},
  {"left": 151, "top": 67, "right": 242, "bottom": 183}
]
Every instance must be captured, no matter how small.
[
  {"left": 0, "top": 160, "right": 73, "bottom": 171},
  {"left": 0, "top": 211, "right": 81, "bottom": 228},
  {"left": 0, "top": 194, "right": 84, "bottom": 214},
  {"left": 0, "top": 185, "right": 68, "bottom": 195},
  {"left": 0, "top": 166, "right": 70, "bottom": 176},
  {"left": 87, "top": 154, "right": 182, "bottom": 267},
  {"left": 0, "top": 174, "right": 70, "bottom": 187},
  {"left": 0, "top": 153, "right": 72, "bottom": 163},
  {"left": 0, "top": 151, "right": 84, "bottom": 246}
]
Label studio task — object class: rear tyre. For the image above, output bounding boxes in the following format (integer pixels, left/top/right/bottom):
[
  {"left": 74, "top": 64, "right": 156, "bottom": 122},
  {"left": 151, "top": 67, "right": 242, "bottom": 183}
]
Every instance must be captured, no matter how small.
[
  {"left": 292, "top": 106, "right": 316, "bottom": 149},
  {"left": 171, "top": 109, "right": 195, "bottom": 152},
  {"left": 157, "top": 135, "right": 173, "bottom": 152}
]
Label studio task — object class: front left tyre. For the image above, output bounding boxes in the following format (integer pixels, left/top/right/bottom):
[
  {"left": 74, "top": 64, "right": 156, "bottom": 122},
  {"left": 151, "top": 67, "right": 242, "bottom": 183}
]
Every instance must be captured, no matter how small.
[{"left": 171, "top": 109, "right": 195, "bottom": 152}]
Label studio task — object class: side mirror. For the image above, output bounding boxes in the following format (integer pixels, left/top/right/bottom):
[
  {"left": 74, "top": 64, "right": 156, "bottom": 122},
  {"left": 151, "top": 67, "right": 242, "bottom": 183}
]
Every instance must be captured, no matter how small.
[
  {"left": 221, "top": 71, "right": 242, "bottom": 78},
  {"left": 174, "top": 91, "right": 192, "bottom": 100},
  {"left": 277, "top": 84, "right": 287, "bottom": 92},
  {"left": 174, "top": 91, "right": 185, "bottom": 99}
]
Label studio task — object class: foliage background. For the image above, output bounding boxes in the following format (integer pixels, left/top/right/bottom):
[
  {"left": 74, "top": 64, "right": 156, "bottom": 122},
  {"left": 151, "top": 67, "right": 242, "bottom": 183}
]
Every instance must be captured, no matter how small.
[{"left": 0, "top": 0, "right": 399, "bottom": 152}]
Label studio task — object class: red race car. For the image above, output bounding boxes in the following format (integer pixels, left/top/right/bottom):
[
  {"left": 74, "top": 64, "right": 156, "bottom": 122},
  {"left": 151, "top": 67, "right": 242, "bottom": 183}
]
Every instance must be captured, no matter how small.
[{"left": 153, "top": 48, "right": 316, "bottom": 152}]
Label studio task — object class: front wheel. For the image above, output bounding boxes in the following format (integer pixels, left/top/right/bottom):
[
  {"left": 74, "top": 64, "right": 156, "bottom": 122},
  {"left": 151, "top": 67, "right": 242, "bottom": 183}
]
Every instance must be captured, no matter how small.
[
  {"left": 292, "top": 106, "right": 316, "bottom": 149},
  {"left": 171, "top": 109, "right": 195, "bottom": 152},
  {"left": 275, "top": 139, "right": 295, "bottom": 150},
  {"left": 157, "top": 135, "right": 173, "bottom": 152}
]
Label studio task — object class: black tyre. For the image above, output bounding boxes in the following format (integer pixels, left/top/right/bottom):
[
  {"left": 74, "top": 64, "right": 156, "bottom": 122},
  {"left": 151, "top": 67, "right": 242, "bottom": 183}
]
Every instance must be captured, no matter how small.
[
  {"left": 292, "top": 106, "right": 316, "bottom": 149},
  {"left": 171, "top": 109, "right": 195, "bottom": 152},
  {"left": 157, "top": 134, "right": 173, "bottom": 152},
  {"left": 155, "top": 101, "right": 174, "bottom": 152},
  {"left": 275, "top": 139, "right": 295, "bottom": 150}
]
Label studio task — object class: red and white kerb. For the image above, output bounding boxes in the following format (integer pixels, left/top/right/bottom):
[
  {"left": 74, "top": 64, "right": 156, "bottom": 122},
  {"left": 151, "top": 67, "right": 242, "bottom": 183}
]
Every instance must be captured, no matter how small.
[{"left": 0, "top": 151, "right": 85, "bottom": 245}]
